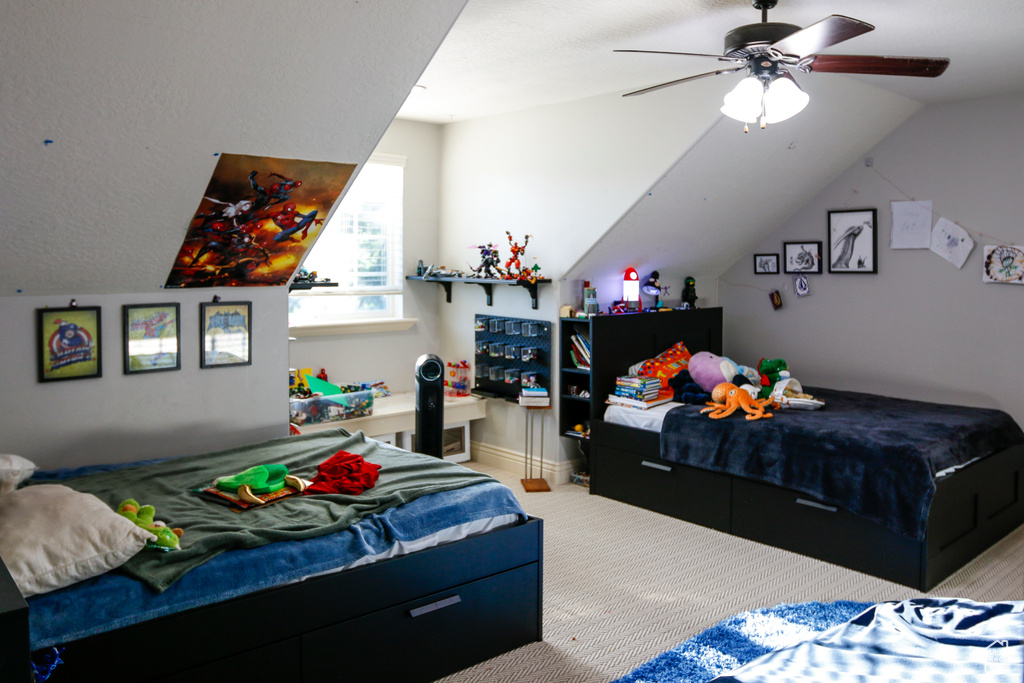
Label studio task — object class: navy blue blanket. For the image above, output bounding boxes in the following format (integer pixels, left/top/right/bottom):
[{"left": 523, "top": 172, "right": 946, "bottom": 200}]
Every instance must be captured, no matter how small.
[{"left": 661, "top": 388, "right": 1024, "bottom": 540}]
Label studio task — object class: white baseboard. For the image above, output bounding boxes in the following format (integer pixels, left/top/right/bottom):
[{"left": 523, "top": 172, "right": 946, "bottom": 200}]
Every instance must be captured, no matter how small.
[{"left": 470, "top": 441, "right": 583, "bottom": 485}]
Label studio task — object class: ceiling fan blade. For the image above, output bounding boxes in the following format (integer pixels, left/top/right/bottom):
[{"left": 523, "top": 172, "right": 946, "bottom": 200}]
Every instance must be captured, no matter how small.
[
  {"left": 806, "top": 54, "right": 950, "bottom": 77},
  {"left": 623, "top": 66, "right": 746, "bottom": 97},
  {"left": 770, "top": 15, "right": 874, "bottom": 59},
  {"left": 614, "top": 49, "right": 745, "bottom": 64}
]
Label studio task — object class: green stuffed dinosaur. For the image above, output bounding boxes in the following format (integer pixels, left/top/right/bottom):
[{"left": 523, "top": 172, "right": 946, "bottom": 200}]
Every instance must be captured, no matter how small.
[
  {"left": 116, "top": 499, "right": 183, "bottom": 550},
  {"left": 756, "top": 358, "right": 789, "bottom": 400}
]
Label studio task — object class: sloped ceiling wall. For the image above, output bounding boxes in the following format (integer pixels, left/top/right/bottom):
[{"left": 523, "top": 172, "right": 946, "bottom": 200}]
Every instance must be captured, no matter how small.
[
  {"left": 564, "top": 76, "right": 921, "bottom": 288},
  {"left": 1, "top": 0, "right": 467, "bottom": 297}
]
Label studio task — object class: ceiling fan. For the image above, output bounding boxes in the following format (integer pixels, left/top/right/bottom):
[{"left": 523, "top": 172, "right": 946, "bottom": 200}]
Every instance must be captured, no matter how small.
[{"left": 617, "top": 0, "right": 950, "bottom": 130}]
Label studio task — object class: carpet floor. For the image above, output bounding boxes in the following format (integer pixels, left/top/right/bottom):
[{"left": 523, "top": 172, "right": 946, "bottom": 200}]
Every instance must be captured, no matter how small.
[{"left": 434, "top": 461, "right": 1024, "bottom": 683}]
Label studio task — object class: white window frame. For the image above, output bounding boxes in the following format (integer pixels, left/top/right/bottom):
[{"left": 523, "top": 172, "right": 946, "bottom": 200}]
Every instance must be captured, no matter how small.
[{"left": 288, "top": 154, "right": 415, "bottom": 336}]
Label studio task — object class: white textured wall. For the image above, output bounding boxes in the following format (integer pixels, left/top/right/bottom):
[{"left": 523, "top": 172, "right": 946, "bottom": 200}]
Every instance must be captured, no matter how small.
[
  {"left": 0, "top": 288, "right": 288, "bottom": 469},
  {"left": 0, "top": 0, "right": 467, "bottom": 296},
  {"left": 719, "top": 91, "right": 1024, "bottom": 427},
  {"left": 0, "top": 1, "right": 466, "bottom": 467}
]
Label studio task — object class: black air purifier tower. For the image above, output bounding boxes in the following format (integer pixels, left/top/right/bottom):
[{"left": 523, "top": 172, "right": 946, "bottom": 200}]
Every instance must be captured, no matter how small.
[{"left": 414, "top": 353, "right": 445, "bottom": 458}]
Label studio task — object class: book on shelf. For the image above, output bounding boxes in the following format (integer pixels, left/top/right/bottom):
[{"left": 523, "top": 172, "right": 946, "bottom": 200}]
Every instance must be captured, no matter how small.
[
  {"left": 518, "top": 395, "right": 551, "bottom": 407},
  {"left": 605, "top": 390, "right": 674, "bottom": 410},
  {"left": 569, "top": 346, "right": 590, "bottom": 369},
  {"left": 570, "top": 334, "right": 591, "bottom": 365}
]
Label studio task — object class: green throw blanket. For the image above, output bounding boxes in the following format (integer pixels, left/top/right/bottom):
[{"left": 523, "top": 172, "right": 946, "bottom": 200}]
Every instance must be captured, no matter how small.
[{"left": 54, "top": 429, "right": 497, "bottom": 592}]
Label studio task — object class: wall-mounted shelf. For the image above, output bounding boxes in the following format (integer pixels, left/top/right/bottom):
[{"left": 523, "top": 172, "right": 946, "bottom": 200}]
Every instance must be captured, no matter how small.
[
  {"left": 407, "top": 276, "right": 551, "bottom": 310},
  {"left": 289, "top": 281, "right": 338, "bottom": 292}
]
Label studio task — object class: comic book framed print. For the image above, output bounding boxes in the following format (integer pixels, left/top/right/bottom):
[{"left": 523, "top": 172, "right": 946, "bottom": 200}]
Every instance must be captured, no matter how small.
[
  {"left": 200, "top": 301, "right": 252, "bottom": 368},
  {"left": 123, "top": 303, "right": 181, "bottom": 374},
  {"left": 37, "top": 306, "right": 102, "bottom": 382}
]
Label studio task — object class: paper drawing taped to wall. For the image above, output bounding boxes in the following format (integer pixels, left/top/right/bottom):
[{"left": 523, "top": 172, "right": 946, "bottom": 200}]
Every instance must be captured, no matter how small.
[
  {"left": 165, "top": 154, "right": 356, "bottom": 288},
  {"left": 983, "top": 245, "right": 1024, "bottom": 284}
]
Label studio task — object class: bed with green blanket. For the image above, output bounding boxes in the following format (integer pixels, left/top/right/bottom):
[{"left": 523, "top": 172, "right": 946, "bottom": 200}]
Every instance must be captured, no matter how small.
[{"left": 0, "top": 429, "right": 543, "bottom": 683}]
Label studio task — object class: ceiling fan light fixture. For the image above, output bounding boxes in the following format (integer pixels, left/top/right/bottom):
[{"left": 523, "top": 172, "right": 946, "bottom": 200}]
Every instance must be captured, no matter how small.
[
  {"left": 720, "top": 76, "right": 764, "bottom": 123},
  {"left": 762, "top": 73, "right": 809, "bottom": 123}
]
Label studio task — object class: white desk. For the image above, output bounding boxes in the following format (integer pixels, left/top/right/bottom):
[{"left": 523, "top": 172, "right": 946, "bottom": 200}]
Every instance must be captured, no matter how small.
[{"left": 294, "top": 393, "right": 486, "bottom": 462}]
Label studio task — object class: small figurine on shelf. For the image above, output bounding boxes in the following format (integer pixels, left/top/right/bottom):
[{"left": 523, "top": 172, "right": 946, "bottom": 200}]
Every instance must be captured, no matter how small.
[
  {"left": 504, "top": 231, "right": 531, "bottom": 279},
  {"left": 681, "top": 276, "right": 698, "bottom": 309},
  {"left": 317, "top": 368, "right": 328, "bottom": 382},
  {"left": 469, "top": 243, "right": 504, "bottom": 279}
]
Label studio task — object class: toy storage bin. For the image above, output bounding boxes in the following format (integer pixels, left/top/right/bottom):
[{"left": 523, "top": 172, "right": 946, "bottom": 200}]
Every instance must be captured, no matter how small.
[{"left": 289, "top": 389, "right": 374, "bottom": 425}]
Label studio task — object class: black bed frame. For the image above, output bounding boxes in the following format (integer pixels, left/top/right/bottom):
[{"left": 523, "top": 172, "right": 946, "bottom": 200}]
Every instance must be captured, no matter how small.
[
  {"left": 0, "top": 517, "right": 543, "bottom": 683},
  {"left": 581, "top": 309, "right": 1024, "bottom": 591}
]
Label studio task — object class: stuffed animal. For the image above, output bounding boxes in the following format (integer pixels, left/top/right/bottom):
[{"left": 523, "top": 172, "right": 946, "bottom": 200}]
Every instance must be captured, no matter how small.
[
  {"left": 688, "top": 351, "right": 756, "bottom": 395},
  {"left": 756, "top": 358, "right": 789, "bottom": 399},
  {"left": 214, "top": 464, "right": 306, "bottom": 506},
  {"left": 117, "top": 499, "right": 183, "bottom": 550}
]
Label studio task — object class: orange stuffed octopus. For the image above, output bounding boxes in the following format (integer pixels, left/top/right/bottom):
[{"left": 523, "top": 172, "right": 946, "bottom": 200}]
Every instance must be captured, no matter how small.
[{"left": 700, "top": 382, "right": 778, "bottom": 420}]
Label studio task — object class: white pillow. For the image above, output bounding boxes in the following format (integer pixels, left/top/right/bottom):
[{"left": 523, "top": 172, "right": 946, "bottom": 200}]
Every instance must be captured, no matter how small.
[
  {"left": 0, "top": 485, "right": 155, "bottom": 597},
  {"left": 0, "top": 454, "right": 36, "bottom": 495}
]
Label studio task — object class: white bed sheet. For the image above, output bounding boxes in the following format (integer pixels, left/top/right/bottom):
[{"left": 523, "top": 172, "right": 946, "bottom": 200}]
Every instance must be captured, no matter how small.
[{"left": 603, "top": 402, "right": 682, "bottom": 431}]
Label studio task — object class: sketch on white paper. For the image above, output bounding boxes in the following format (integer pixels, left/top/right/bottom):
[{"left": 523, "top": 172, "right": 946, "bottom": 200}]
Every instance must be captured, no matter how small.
[
  {"left": 929, "top": 217, "right": 974, "bottom": 268},
  {"left": 982, "top": 245, "right": 1024, "bottom": 285},
  {"left": 890, "top": 200, "right": 932, "bottom": 249}
]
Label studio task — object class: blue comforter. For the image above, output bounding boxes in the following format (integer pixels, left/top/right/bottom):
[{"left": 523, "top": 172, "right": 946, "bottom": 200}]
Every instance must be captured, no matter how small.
[
  {"left": 660, "top": 387, "right": 1024, "bottom": 539},
  {"left": 714, "top": 598, "right": 1024, "bottom": 682}
]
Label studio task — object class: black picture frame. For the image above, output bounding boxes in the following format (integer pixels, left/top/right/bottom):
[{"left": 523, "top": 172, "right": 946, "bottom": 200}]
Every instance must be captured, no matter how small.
[
  {"left": 200, "top": 301, "right": 252, "bottom": 368},
  {"left": 36, "top": 306, "right": 102, "bottom": 382},
  {"left": 828, "top": 208, "right": 878, "bottom": 274},
  {"left": 123, "top": 303, "right": 181, "bottom": 374},
  {"left": 753, "top": 253, "right": 779, "bottom": 275},
  {"left": 783, "top": 241, "right": 823, "bottom": 274}
]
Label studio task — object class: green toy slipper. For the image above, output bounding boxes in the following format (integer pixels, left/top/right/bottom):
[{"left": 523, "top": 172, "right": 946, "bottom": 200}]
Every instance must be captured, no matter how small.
[{"left": 215, "top": 464, "right": 306, "bottom": 505}]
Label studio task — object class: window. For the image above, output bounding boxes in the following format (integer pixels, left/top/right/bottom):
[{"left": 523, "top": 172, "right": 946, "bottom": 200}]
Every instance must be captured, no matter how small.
[{"left": 288, "top": 154, "right": 404, "bottom": 326}]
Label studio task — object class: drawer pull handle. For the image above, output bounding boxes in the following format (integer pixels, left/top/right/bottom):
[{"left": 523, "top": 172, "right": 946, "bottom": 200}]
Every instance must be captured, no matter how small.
[
  {"left": 409, "top": 595, "right": 462, "bottom": 618},
  {"left": 796, "top": 498, "right": 838, "bottom": 513},
  {"left": 641, "top": 460, "right": 672, "bottom": 473}
]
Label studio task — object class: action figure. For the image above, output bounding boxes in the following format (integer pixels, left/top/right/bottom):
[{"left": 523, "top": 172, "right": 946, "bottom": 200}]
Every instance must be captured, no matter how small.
[
  {"left": 681, "top": 276, "right": 698, "bottom": 309},
  {"left": 504, "top": 231, "right": 531, "bottom": 279},
  {"left": 470, "top": 243, "right": 503, "bottom": 278}
]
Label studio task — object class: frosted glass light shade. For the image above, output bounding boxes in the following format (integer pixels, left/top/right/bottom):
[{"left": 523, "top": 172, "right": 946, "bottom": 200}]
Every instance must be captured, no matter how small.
[
  {"left": 720, "top": 76, "right": 763, "bottom": 123},
  {"left": 762, "top": 76, "right": 809, "bottom": 123}
]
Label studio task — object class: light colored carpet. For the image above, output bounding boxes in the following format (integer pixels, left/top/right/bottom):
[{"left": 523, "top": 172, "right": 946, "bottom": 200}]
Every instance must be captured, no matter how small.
[{"left": 435, "top": 462, "right": 1024, "bottom": 683}]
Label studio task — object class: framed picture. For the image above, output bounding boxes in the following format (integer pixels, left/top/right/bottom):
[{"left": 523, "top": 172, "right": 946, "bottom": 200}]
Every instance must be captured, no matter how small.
[
  {"left": 123, "top": 303, "right": 181, "bottom": 374},
  {"left": 753, "top": 253, "right": 779, "bottom": 275},
  {"left": 200, "top": 301, "right": 252, "bottom": 368},
  {"left": 828, "top": 208, "right": 878, "bottom": 273},
  {"left": 36, "top": 306, "right": 102, "bottom": 382},
  {"left": 783, "top": 241, "right": 822, "bottom": 274}
]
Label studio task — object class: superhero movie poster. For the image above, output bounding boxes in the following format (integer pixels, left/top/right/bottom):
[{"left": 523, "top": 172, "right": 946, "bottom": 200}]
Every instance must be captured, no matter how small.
[
  {"left": 165, "top": 154, "right": 356, "bottom": 288},
  {"left": 37, "top": 307, "right": 102, "bottom": 382}
]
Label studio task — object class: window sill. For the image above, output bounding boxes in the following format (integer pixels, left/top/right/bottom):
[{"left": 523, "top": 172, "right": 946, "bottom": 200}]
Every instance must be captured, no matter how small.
[{"left": 289, "top": 318, "right": 419, "bottom": 338}]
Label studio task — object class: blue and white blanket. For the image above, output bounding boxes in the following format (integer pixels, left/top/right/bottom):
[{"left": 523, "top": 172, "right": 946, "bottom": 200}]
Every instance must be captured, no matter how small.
[{"left": 716, "top": 598, "right": 1023, "bottom": 683}]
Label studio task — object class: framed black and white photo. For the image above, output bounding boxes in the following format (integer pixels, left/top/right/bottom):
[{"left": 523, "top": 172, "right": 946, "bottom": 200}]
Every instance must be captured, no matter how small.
[
  {"left": 753, "top": 253, "right": 779, "bottom": 275},
  {"left": 783, "top": 241, "right": 822, "bottom": 274},
  {"left": 828, "top": 208, "right": 878, "bottom": 274},
  {"left": 200, "top": 301, "right": 252, "bottom": 368}
]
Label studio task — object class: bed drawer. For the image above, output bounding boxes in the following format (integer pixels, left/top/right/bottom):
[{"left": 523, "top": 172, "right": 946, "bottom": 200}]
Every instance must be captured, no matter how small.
[
  {"left": 731, "top": 478, "right": 923, "bottom": 587},
  {"left": 302, "top": 563, "right": 540, "bottom": 682},
  {"left": 591, "top": 442, "right": 730, "bottom": 531}
]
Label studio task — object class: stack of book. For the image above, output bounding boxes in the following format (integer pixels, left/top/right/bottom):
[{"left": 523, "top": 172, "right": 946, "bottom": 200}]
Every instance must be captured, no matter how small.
[
  {"left": 607, "top": 376, "right": 673, "bottom": 410},
  {"left": 519, "top": 385, "right": 550, "bottom": 407},
  {"left": 569, "top": 329, "right": 591, "bottom": 369}
]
